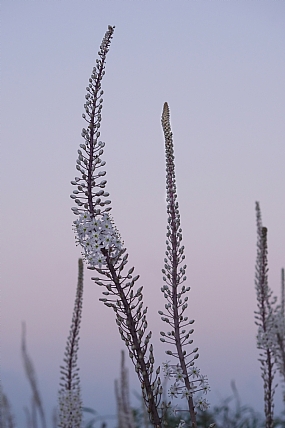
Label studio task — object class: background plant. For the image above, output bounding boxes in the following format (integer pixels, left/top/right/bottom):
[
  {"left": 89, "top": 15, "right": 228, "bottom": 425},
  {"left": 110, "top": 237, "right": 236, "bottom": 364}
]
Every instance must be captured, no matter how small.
[
  {"left": 21, "top": 322, "right": 47, "bottom": 428},
  {"left": 255, "top": 202, "right": 277, "bottom": 428},
  {"left": 58, "top": 258, "right": 84, "bottom": 428}
]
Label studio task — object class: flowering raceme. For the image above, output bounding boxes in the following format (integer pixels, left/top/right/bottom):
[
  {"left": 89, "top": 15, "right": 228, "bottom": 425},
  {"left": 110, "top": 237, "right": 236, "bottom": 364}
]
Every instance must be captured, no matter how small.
[
  {"left": 160, "top": 103, "right": 210, "bottom": 427},
  {"left": 58, "top": 259, "right": 84, "bottom": 428},
  {"left": 254, "top": 202, "right": 276, "bottom": 428},
  {"left": 73, "top": 212, "right": 122, "bottom": 268},
  {"left": 70, "top": 26, "right": 163, "bottom": 427}
]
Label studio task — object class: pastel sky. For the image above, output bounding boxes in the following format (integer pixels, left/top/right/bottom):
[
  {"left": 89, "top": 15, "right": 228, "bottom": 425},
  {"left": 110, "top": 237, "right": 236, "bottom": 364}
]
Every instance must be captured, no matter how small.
[{"left": 2, "top": 1, "right": 285, "bottom": 426}]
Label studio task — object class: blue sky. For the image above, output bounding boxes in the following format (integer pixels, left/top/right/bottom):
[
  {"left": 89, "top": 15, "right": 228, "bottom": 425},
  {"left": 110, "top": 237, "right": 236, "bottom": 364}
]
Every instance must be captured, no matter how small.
[{"left": 2, "top": 1, "right": 285, "bottom": 426}]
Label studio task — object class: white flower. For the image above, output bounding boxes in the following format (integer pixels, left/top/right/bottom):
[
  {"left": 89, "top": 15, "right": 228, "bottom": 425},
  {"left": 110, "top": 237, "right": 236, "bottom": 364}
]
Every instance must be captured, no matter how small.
[
  {"left": 102, "top": 233, "right": 112, "bottom": 248},
  {"left": 181, "top": 387, "right": 192, "bottom": 399},
  {"left": 73, "top": 212, "right": 122, "bottom": 268},
  {"left": 195, "top": 396, "right": 209, "bottom": 411},
  {"left": 91, "top": 230, "right": 100, "bottom": 240},
  {"left": 169, "top": 382, "right": 179, "bottom": 398},
  {"left": 163, "top": 360, "right": 175, "bottom": 380},
  {"left": 201, "top": 383, "right": 210, "bottom": 394},
  {"left": 188, "top": 366, "right": 200, "bottom": 378},
  {"left": 188, "top": 381, "right": 197, "bottom": 393},
  {"left": 174, "top": 366, "right": 186, "bottom": 382},
  {"left": 58, "top": 389, "right": 82, "bottom": 428}
]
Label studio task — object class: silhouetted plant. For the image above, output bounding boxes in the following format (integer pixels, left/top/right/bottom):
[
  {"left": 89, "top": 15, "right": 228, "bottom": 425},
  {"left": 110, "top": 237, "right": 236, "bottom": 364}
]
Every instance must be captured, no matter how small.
[
  {"left": 255, "top": 202, "right": 277, "bottom": 428},
  {"left": 21, "top": 322, "right": 47, "bottom": 428},
  {"left": 270, "top": 268, "right": 285, "bottom": 402},
  {"left": 0, "top": 383, "right": 16, "bottom": 428},
  {"left": 115, "top": 351, "right": 136, "bottom": 428},
  {"left": 58, "top": 258, "right": 84, "bottom": 427},
  {"left": 71, "top": 25, "right": 163, "bottom": 427},
  {"left": 159, "top": 103, "right": 210, "bottom": 428}
]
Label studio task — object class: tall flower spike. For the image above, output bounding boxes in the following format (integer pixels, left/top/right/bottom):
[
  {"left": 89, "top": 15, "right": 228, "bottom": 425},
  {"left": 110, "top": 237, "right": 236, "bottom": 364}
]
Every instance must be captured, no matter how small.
[
  {"left": 160, "top": 103, "right": 209, "bottom": 428},
  {"left": 71, "top": 28, "right": 163, "bottom": 427},
  {"left": 254, "top": 202, "right": 276, "bottom": 428},
  {"left": 70, "top": 25, "right": 115, "bottom": 217},
  {"left": 58, "top": 259, "right": 84, "bottom": 428}
]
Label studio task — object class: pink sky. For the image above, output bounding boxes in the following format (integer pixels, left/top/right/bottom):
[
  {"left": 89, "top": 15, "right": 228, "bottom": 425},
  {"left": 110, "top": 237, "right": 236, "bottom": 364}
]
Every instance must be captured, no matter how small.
[{"left": 2, "top": 1, "right": 285, "bottom": 426}]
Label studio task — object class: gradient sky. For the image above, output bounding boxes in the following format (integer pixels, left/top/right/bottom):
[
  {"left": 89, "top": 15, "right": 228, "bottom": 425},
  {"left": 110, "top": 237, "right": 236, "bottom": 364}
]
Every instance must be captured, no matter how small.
[{"left": 2, "top": 1, "right": 285, "bottom": 426}]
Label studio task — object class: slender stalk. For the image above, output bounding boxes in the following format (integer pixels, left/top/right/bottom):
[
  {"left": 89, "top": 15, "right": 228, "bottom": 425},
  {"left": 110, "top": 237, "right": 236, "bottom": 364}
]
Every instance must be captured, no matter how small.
[
  {"left": 58, "top": 259, "right": 84, "bottom": 428},
  {"left": 281, "top": 268, "right": 285, "bottom": 317},
  {"left": 115, "top": 350, "right": 136, "bottom": 428},
  {"left": 271, "top": 268, "right": 285, "bottom": 401},
  {"left": 163, "top": 104, "right": 196, "bottom": 425},
  {"left": 21, "top": 323, "right": 47, "bottom": 428},
  {"left": 0, "top": 384, "right": 16, "bottom": 428},
  {"left": 160, "top": 103, "right": 209, "bottom": 425},
  {"left": 254, "top": 202, "right": 275, "bottom": 428},
  {"left": 103, "top": 254, "right": 162, "bottom": 427}
]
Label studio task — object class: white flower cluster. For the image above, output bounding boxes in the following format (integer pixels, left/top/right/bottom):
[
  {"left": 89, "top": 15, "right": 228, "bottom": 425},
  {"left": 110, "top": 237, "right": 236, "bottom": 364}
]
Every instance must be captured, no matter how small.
[
  {"left": 73, "top": 211, "right": 122, "bottom": 268},
  {"left": 163, "top": 362, "right": 210, "bottom": 411},
  {"left": 58, "top": 389, "right": 82, "bottom": 428}
]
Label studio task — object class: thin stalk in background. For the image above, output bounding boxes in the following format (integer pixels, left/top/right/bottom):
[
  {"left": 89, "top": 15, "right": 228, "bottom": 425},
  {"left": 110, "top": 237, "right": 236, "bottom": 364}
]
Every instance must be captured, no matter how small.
[
  {"left": 276, "top": 268, "right": 285, "bottom": 389},
  {"left": 71, "top": 26, "right": 163, "bottom": 427},
  {"left": 159, "top": 102, "right": 210, "bottom": 428},
  {"left": 21, "top": 322, "right": 47, "bottom": 428},
  {"left": 115, "top": 350, "right": 136, "bottom": 428},
  {"left": 270, "top": 268, "right": 285, "bottom": 402},
  {"left": 281, "top": 269, "right": 284, "bottom": 317},
  {"left": 58, "top": 258, "right": 84, "bottom": 428},
  {"left": 254, "top": 202, "right": 276, "bottom": 428},
  {"left": 0, "top": 383, "right": 16, "bottom": 428}
]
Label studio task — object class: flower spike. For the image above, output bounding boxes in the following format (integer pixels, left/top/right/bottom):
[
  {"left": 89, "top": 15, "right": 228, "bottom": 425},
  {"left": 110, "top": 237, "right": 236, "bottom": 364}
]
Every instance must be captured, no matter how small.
[
  {"left": 254, "top": 202, "right": 276, "bottom": 428},
  {"left": 58, "top": 259, "right": 84, "bottom": 428},
  {"left": 70, "top": 25, "right": 115, "bottom": 217},
  {"left": 71, "top": 27, "right": 163, "bottom": 427},
  {"left": 160, "top": 103, "right": 209, "bottom": 428}
]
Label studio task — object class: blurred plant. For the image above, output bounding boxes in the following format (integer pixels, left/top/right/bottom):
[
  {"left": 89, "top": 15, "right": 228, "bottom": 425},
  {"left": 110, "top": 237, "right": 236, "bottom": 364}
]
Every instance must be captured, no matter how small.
[
  {"left": 58, "top": 258, "right": 84, "bottom": 428},
  {"left": 0, "top": 383, "right": 16, "bottom": 428},
  {"left": 254, "top": 202, "right": 277, "bottom": 428},
  {"left": 208, "top": 381, "right": 263, "bottom": 428},
  {"left": 132, "top": 391, "right": 151, "bottom": 428},
  {"left": 270, "top": 268, "right": 285, "bottom": 402},
  {"left": 159, "top": 103, "right": 209, "bottom": 428},
  {"left": 82, "top": 406, "right": 114, "bottom": 428},
  {"left": 115, "top": 350, "right": 136, "bottom": 428},
  {"left": 21, "top": 322, "right": 47, "bottom": 428},
  {"left": 134, "top": 381, "right": 263, "bottom": 428},
  {"left": 71, "top": 26, "right": 163, "bottom": 427}
]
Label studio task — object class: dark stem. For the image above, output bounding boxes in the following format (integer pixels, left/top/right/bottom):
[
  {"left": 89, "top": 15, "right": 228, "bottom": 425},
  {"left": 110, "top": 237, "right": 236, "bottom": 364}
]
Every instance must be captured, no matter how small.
[
  {"left": 104, "top": 253, "right": 162, "bottom": 428},
  {"left": 67, "top": 259, "right": 83, "bottom": 390}
]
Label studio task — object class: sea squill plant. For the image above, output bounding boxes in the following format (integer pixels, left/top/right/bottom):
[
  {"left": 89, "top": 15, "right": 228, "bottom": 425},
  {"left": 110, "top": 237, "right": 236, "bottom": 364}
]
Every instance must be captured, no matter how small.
[
  {"left": 70, "top": 26, "right": 163, "bottom": 427},
  {"left": 159, "top": 103, "right": 210, "bottom": 428},
  {"left": 254, "top": 202, "right": 276, "bottom": 428},
  {"left": 21, "top": 322, "right": 47, "bottom": 428},
  {"left": 271, "top": 269, "right": 285, "bottom": 395},
  {"left": 58, "top": 258, "right": 84, "bottom": 428},
  {"left": 115, "top": 350, "right": 136, "bottom": 428}
]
